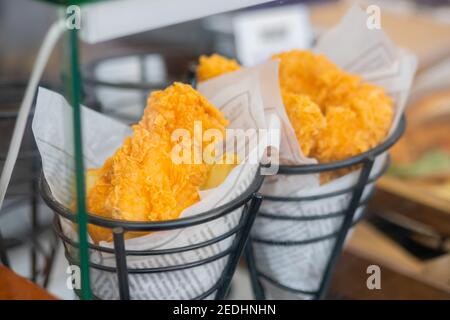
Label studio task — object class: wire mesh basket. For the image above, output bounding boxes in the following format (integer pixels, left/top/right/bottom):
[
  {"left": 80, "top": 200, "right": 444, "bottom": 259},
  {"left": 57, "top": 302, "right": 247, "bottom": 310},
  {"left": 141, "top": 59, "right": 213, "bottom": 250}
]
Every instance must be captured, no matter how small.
[
  {"left": 245, "top": 116, "right": 406, "bottom": 300},
  {"left": 0, "top": 81, "right": 40, "bottom": 211},
  {"left": 0, "top": 81, "right": 57, "bottom": 284},
  {"left": 40, "top": 169, "right": 264, "bottom": 300},
  {"left": 82, "top": 50, "right": 196, "bottom": 123}
]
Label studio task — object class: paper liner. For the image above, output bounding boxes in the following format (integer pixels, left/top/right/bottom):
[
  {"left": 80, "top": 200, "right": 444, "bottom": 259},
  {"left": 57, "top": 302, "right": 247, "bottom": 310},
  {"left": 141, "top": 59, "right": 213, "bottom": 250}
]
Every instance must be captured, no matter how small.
[{"left": 250, "top": 5, "right": 417, "bottom": 299}]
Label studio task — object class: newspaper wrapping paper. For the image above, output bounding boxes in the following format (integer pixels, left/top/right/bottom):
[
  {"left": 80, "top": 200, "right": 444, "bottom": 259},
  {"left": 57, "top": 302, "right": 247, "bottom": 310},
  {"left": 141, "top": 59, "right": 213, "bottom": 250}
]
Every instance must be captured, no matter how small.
[
  {"left": 32, "top": 61, "right": 282, "bottom": 300},
  {"left": 250, "top": 6, "right": 417, "bottom": 299}
]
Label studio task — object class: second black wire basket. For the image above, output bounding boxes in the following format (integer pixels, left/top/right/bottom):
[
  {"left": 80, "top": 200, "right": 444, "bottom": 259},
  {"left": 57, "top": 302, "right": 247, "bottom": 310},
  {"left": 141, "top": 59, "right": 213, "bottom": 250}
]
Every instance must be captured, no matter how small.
[{"left": 246, "top": 116, "right": 406, "bottom": 300}]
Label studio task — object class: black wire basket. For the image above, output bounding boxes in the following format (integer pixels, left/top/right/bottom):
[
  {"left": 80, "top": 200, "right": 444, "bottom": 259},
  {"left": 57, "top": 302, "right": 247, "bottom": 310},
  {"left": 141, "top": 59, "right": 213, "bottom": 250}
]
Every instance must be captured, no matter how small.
[
  {"left": 245, "top": 116, "right": 406, "bottom": 300},
  {"left": 0, "top": 81, "right": 58, "bottom": 285},
  {"left": 82, "top": 50, "right": 197, "bottom": 123},
  {"left": 0, "top": 81, "right": 40, "bottom": 211},
  {"left": 40, "top": 168, "right": 264, "bottom": 300}
]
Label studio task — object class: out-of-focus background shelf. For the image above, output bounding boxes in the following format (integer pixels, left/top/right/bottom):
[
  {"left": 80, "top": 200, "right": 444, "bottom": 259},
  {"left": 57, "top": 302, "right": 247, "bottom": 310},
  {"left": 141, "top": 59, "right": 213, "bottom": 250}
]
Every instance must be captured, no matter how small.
[{"left": 311, "top": 0, "right": 450, "bottom": 72}]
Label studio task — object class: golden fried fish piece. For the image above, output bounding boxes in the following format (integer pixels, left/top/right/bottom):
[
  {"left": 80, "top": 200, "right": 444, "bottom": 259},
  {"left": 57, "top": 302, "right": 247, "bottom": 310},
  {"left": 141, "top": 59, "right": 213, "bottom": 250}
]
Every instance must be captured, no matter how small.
[
  {"left": 197, "top": 51, "right": 393, "bottom": 179},
  {"left": 197, "top": 54, "right": 240, "bottom": 82},
  {"left": 272, "top": 50, "right": 393, "bottom": 163},
  {"left": 86, "top": 83, "right": 230, "bottom": 243},
  {"left": 281, "top": 90, "right": 326, "bottom": 157}
]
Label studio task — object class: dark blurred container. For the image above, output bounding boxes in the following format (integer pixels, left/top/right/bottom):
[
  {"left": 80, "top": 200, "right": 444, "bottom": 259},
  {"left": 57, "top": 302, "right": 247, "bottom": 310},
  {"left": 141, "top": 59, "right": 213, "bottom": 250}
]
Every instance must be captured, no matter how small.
[{"left": 82, "top": 48, "right": 198, "bottom": 123}]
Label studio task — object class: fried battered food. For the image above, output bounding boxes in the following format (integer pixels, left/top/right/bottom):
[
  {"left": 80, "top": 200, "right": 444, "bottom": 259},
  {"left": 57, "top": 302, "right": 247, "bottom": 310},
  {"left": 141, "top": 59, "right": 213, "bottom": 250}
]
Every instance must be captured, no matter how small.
[
  {"left": 197, "top": 54, "right": 240, "bottom": 82},
  {"left": 197, "top": 51, "right": 393, "bottom": 164},
  {"left": 86, "top": 83, "right": 230, "bottom": 243},
  {"left": 314, "top": 82, "right": 393, "bottom": 162},
  {"left": 274, "top": 50, "right": 346, "bottom": 108},
  {"left": 273, "top": 50, "right": 393, "bottom": 163},
  {"left": 281, "top": 90, "right": 326, "bottom": 157}
]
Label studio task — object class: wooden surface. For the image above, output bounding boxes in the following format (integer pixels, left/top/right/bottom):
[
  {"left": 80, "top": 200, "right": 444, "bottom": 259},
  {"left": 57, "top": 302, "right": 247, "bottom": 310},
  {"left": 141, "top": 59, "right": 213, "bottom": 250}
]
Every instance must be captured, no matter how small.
[
  {"left": 330, "top": 250, "right": 450, "bottom": 299},
  {"left": 371, "top": 177, "right": 450, "bottom": 238},
  {"left": 329, "top": 222, "right": 450, "bottom": 299},
  {"left": 0, "top": 265, "right": 56, "bottom": 300}
]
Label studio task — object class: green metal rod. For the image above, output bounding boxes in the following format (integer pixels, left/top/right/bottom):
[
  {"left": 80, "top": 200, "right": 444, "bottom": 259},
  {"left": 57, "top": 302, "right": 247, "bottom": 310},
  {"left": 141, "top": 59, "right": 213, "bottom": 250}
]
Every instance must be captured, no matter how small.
[{"left": 69, "top": 27, "right": 92, "bottom": 300}]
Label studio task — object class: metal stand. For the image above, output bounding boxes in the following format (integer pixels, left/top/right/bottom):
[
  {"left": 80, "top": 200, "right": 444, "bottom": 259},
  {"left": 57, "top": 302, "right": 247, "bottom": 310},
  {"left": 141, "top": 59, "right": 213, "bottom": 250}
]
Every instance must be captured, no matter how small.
[{"left": 246, "top": 117, "right": 406, "bottom": 300}]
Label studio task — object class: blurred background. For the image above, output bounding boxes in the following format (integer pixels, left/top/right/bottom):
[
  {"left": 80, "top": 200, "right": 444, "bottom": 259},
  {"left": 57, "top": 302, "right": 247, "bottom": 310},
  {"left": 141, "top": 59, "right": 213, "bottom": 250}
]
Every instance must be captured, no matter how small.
[{"left": 1, "top": 0, "right": 450, "bottom": 299}]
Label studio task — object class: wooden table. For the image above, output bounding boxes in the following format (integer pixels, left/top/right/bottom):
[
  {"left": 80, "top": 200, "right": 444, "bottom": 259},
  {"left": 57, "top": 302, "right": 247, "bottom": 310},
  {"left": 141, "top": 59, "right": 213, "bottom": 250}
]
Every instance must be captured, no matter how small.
[
  {"left": 329, "top": 222, "right": 450, "bottom": 299},
  {"left": 0, "top": 265, "right": 56, "bottom": 300}
]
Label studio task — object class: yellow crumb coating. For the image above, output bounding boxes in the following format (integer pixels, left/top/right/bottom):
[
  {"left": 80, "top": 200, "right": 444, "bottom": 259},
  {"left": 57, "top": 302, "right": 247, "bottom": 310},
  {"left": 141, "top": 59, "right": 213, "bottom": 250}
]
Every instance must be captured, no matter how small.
[
  {"left": 272, "top": 50, "right": 393, "bottom": 163},
  {"left": 86, "top": 83, "right": 229, "bottom": 243},
  {"left": 273, "top": 50, "right": 349, "bottom": 108},
  {"left": 197, "top": 51, "right": 393, "bottom": 167},
  {"left": 315, "top": 106, "right": 360, "bottom": 162},
  {"left": 197, "top": 54, "right": 240, "bottom": 82},
  {"left": 281, "top": 90, "right": 326, "bottom": 157}
]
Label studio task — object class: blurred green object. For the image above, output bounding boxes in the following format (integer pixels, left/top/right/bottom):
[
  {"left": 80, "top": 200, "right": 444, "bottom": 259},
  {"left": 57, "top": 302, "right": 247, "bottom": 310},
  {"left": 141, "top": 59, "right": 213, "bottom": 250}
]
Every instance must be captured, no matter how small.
[
  {"left": 389, "top": 149, "right": 450, "bottom": 178},
  {"left": 67, "top": 26, "right": 92, "bottom": 300}
]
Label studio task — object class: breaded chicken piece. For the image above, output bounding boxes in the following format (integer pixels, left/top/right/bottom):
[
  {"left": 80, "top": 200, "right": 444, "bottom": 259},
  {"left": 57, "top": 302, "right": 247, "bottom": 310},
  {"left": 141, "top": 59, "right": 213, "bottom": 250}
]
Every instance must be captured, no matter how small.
[
  {"left": 273, "top": 50, "right": 350, "bottom": 108},
  {"left": 197, "top": 54, "right": 240, "bottom": 82},
  {"left": 197, "top": 50, "right": 394, "bottom": 182},
  {"left": 197, "top": 51, "right": 393, "bottom": 168},
  {"left": 86, "top": 83, "right": 229, "bottom": 243},
  {"left": 281, "top": 90, "right": 326, "bottom": 157},
  {"left": 272, "top": 50, "right": 393, "bottom": 163},
  {"left": 196, "top": 54, "right": 327, "bottom": 158}
]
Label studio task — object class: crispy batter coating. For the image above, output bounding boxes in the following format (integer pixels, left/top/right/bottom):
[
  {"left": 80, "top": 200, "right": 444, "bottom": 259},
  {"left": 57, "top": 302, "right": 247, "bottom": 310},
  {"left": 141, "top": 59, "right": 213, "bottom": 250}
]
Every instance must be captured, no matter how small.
[
  {"left": 273, "top": 50, "right": 352, "bottom": 109},
  {"left": 281, "top": 90, "right": 326, "bottom": 157},
  {"left": 197, "top": 54, "right": 240, "bottom": 82},
  {"left": 273, "top": 50, "right": 393, "bottom": 163},
  {"left": 197, "top": 51, "right": 393, "bottom": 164},
  {"left": 86, "top": 83, "right": 229, "bottom": 243}
]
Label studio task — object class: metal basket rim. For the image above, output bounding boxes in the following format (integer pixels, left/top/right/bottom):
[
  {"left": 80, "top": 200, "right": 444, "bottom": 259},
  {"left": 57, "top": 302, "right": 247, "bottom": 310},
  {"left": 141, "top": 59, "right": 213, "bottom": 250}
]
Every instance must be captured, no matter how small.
[
  {"left": 40, "top": 168, "right": 264, "bottom": 231},
  {"left": 82, "top": 50, "right": 197, "bottom": 89},
  {"left": 276, "top": 115, "right": 405, "bottom": 174}
]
